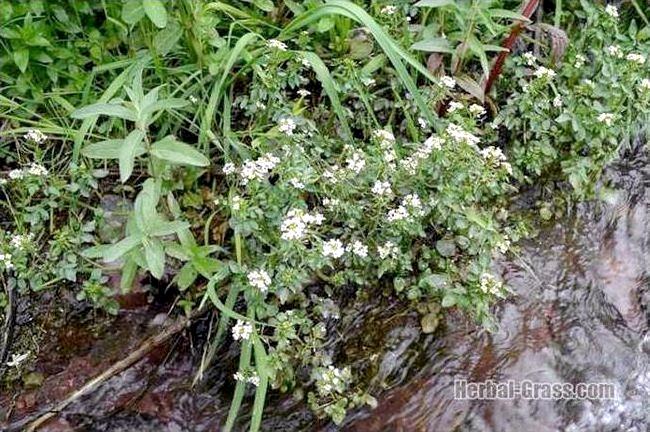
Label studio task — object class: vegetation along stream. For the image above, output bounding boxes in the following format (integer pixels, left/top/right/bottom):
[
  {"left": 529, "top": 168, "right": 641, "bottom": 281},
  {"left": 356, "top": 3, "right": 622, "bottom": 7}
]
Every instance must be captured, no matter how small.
[{"left": 0, "top": 1, "right": 649, "bottom": 431}]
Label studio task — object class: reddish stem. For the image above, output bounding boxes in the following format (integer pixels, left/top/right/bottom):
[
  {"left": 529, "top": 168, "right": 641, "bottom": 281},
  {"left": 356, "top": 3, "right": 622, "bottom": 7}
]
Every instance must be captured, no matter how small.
[{"left": 482, "top": 0, "right": 540, "bottom": 95}]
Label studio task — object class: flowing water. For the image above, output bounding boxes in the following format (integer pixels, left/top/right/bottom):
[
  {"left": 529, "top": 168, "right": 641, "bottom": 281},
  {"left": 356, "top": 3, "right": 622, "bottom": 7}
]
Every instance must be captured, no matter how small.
[{"left": 1, "top": 141, "right": 647, "bottom": 431}]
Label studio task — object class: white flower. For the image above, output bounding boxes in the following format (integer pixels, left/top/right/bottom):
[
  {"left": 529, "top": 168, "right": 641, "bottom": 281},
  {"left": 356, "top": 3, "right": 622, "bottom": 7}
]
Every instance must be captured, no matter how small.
[
  {"left": 377, "top": 241, "right": 399, "bottom": 259},
  {"left": 231, "top": 196, "right": 242, "bottom": 211},
  {"left": 371, "top": 180, "right": 392, "bottom": 196},
  {"left": 605, "top": 4, "right": 618, "bottom": 19},
  {"left": 255, "top": 101, "right": 266, "bottom": 110},
  {"left": 420, "top": 135, "right": 443, "bottom": 155},
  {"left": 297, "top": 89, "right": 311, "bottom": 97},
  {"left": 522, "top": 51, "right": 536, "bottom": 66},
  {"left": 440, "top": 75, "right": 456, "bottom": 89},
  {"left": 574, "top": 54, "right": 587, "bottom": 68},
  {"left": 247, "top": 372, "right": 260, "bottom": 386},
  {"left": 373, "top": 129, "right": 395, "bottom": 147},
  {"left": 387, "top": 205, "right": 409, "bottom": 222},
  {"left": 289, "top": 178, "right": 305, "bottom": 189},
  {"left": 247, "top": 269, "right": 271, "bottom": 293},
  {"left": 447, "top": 101, "right": 464, "bottom": 113},
  {"left": 280, "top": 209, "right": 323, "bottom": 241},
  {"left": 0, "top": 252, "right": 13, "bottom": 270},
  {"left": 626, "top": 53, "right": 645, "bottom": 65},
  {"left": 322, "top": 239, "right": 345, "bottom": 258},
  {"left": 223, "top": 162, "right": 236, "bottom": 175},
  {"left": 639, "top": 78, "right": 650, "bottom": 92},
  {"left": 480, "top": 273, "right": 504, "bottom": 296},
  {"left": 446, "top": 123, "right": 480, "bottom": 147},
  {"left": 233, "top": 372, "right": 246, "bottom": 382},
  {"left": 606, "top": 45, "right": 624, "bottom": 58},
  {"left": 552, "top": 95, "right": 563, "bottom": 108},
  {"left": 361, "top": 77, "right": 376, "bottom": 86},
  {"left": 533, "top": 66, "right": 556, "bottom": 80},
  {"left": 403, "top": 193, "right": 424, "bottom": 215},
  {"left": 240, "top": 153, "right": 280, "bottom": 184},
  {"left": 381, "top": 5, "right": 397, "bottom": 14},
  {"left": 27, "top": 163, "right": 48, "bottom": 176},
  {"left": 323, "top": 165, "right": 341, "bottom": 183},
  {"left": 347, "top": 240, "right": 368, "bottom": 258},
  {"left": 10, "top": 233, "right": 33, "bottom": 250},
  {"left": 469, "top": 104, "right": 486, "bottom": 117},
  {"left": 232, "top": 320, "right": 253, "bottom": 341},
  {"left": 8, "top": 169, "right": 24, "bottom": 180},
  {"left": 24, "top": 129, "right": 47, "bottom": 143},
  {"left": 480, "top": 146, "right": 507, "bottom": 162},
  {"left": 267, "top": 39, "right": 287, "bottom": 51},
  {"left": 597, "top": 113, "right": 615, "bottom": 126},
  {"left": 278, "top": 117, "right": 297, "bottom": 135},
  {"left": 345, "top": 151, "right": 366, "bottom": 173},
  {"left": 6, "top": 352, "right": 29, "bottom": 367},
  {"left": 495, "top": 235, "right": 511, "bottom": 254},
  {"left": 417, "top": 117, "right": 428, "bottom": 129}
]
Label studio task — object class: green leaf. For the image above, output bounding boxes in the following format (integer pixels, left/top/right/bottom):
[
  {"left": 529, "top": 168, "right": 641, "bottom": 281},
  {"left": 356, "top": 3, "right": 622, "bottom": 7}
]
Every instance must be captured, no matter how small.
[
  {"left": 176, "top": 263, "right": 198, "bottom": 290},
  {"left": 13, "top": 48, "right": 29, "bottom": 73},
  {"left": 414, "top": 0, "right": 455, "bottom": 7},
  {"left": 118, "top": 129, "right": 146, "bottom": 182},
  {"left": 144, "top": 238, "right": 165, "bottom": 278},
  {"left": 153, "top": 20, "right": 181, "bottom": 54},
  {"left": 103, "top": 235, "right": 143, "bottom": 262},
  {"left": 120, "top": 259, "right": 139, "bottom": 292},
  {"left": 71, "top": 103, "right": 137, "bottom": 121},
  {"left": 139, "top": 97, "right": 188, "bottom": 124},
  {"left": 488, "top": 8, "right": 530, "bottom": 22},
  {"left": 441, "top": 294, "right": 456, "bottom": 307},
  {"left": 455, "top": 74, "right": 485, "bottom": 102},
  {"left": 149, "top": 220, "right": 190, "bottom": 237},
  {"left": 134, "top": 178, "right": 161, "bottom": 232},
  {"left": 143, "top": 0, "right": 168, "bottom": 28},
  {"left": 81, "top": 139, "right": 146, "bottom": 159},
  {"left": 250, "top": 334, "right": 270, "bottom": 432},
  {"left": 122, "top": 0, "right": 145, "bottom": 24},
  {"left": 410, "top": 37, "right": 453, "bottom": 53},
  {"left": 150, "top": 136, "right": 210, "bottom": 166},
  {"left": 253, "top": 0, "right": 274, "bottom": 12}
]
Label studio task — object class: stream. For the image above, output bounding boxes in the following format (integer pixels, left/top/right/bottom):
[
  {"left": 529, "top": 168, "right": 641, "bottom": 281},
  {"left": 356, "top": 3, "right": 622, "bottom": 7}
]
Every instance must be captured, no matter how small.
[{"left": 0, "top": 140, "right": 647, "bottom": 431}]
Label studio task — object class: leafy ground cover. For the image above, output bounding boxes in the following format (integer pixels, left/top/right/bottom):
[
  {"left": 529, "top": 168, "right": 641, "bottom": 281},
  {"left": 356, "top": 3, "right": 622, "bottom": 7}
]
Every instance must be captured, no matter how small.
[{"left": 1, "top": 0, "right": 649, "bottom": 429}]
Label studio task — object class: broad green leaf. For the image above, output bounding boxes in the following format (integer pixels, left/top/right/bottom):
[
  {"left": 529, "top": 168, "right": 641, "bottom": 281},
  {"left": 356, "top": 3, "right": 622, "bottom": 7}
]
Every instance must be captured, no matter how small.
[
  {"left": 467, "top": 35, "right": 490, "bottom": 78},
  {"left": 150, "top": 136, "right": 210, "bottom": 166},
  {"left": 143, "top": 0, "right": 168, "bottom": 28},
  {"left": 410, "top": 37, "right": 454, "bottom": 53},
  {"left": 71, "top": 103, "right": 137, "bottom": 121},
  {"left": 122, "top": 0, "right": 145, "bottom": 24},
  {"left": 144, "top": 238, "right": 165, "bottom": 278},
  {"left": 81, "top": 139, "right": 146, "bottom": 159},
  {"left": 455, "top": 74, "right": 485, "bottom": 102},
  {"left": 120, "top": 258, "right": 139, "bottom": 292},
  {"left": 139, "top": 97, "right": 187, "bottom": 124},
  {"left": 149, "top": 220, "right": 190, "bottom": 237},
  {"left": 103, "top": 235, "right": 143, "bottom": 262},
  {"left": 193, "top": 256, "right": 223, "bottom": 278},
  {"left": 165, "top": 243, "right": 191, "bottom": 261},
  {"left": 134, "top": 178, "right": 161, "bottom": 232},
  {"left": 118, "top": 129, "right": 146, "bottom": 182},
  {"left": 253, "top": 0, "right": 274, "bottom": 12},
  {"left": 250, "top": 334, "right": 269, "bottom": 432},
  {"left": 13, "top": 48, "right": 29, "bottom": 73},
  {"left": 414, "top": 0, "right": 455, "bottom": 7},
  {"left": 176, "top": 263, "right": 198, "bottom": 290},
  {"left": 154, "top": 20, "right": 182, "bottom": 54}
]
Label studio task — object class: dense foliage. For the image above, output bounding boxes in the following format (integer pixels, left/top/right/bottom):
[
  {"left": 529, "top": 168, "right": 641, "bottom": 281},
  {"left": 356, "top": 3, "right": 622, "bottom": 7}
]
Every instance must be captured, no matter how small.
[{"left": 1, "top": 0, "right": 649, "bottom": 428}]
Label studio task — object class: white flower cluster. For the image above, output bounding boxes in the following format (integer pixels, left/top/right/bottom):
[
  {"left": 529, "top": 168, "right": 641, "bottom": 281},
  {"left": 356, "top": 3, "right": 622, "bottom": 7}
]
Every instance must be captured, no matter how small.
[
  {"left": 323, "top": 165, "right": 341, "bottom": 183},
  {"left": 5, "top": 163, "right": 49, "bottom": 182},
  {"left": 440, "top": 75, "right": 456, "bottom": 89},
  {"left": 297, "top": 89, "right": 311, "bottom": 97},
  {"left": 371, "top": 180, "right": 392, "bottom": 196},
  {"left": 0, "top": 252, "right": 13, "bottom": 270},
  {"left": 480, "top": 273, "right": 504, "bottom": 296},
  {"left": 626, "top": 53, "right": 646, "bottom": 65},
  {"left": 495, "top": 235, "right": 511, "bottom": 254},
  {"left": 417, "top": 117, "right": 428, "bottom": 129},
  {"left": 480, "top": 146, "right": 512, "bottom": 174},
  {"left": 387, "top": 193, "right": 425, "bottom": 222},
  {"left": 606, "top": 45, "right": 624, "bottom": 58},
  {"left": 247, "top": 269, "right": 272, "bottom": 293},
  {"left": 574, "top": 54, "right": 587, "bottom": 68},
  {"left": 234, "top": 370, "right": 260, "bottom": 386},
  {"left": 278, "top": 117, "right": 297, "bottom": 135},
  {"left": 222, "top": 162, "right": 236, "bottom": 175},
  {"left": 381, "top": 5, "right": 397, "bottom": 14},
  {"left": 24, "top": 129, "right": 47, "bottom": 143},
  {"left": 446, "top": 123, "right": 480, "bottom": 147},
  {"left": 267, "top": 39, "right": 287, "bottom": 51},
  {"left": 232, "top": 319, "right": 253, "bottom": 341},
  {"left": 10, "top": 233, "right": 34, "bottom": 250},
  {"left": 239, "top": 153, "right": 280, "bottom": 184},
  {"left": 597, "top": 113, "right": 615, "bottom": 126},
  {"left": 377, "top": 241, "right": 399, "bottom": 259},
  {"left": 552, "top": 95, "right": 563, "bottom": 108},
  {"left": 469, "top": 104, "right": 486, "bottom": 117},
  {"left": 522, "top": 51, "right": 536, "bottom": 66},
  {"left": 345, "top": 151, "right": 366, "bottom": 174},
  {"left": 288, "top": 177, "right": 305, "bottom": 189},
  {"left": 447, "top": 101, "right": 464, "bottom": 113},
  {"left": 605, "top": 4, "right": 618, "bottom": 19},
  {"left": 280, "top": 208, "right": 324, "bottom": 241},
  {"left": 316, "top": 365, "right": 351, "bottom": 395},
  {"left": 533, "top": 66, "right": 556, "bottom": 80},
  {"left": 346, "top": 240, "right": 368, "bottom": 258},
  {"left": 322, "top": 238, "right": 345, "bottom": 258},
  {"left": 639, "top": 78, "right": 650, "bottom": 92},
  {"left": 399, "top": 135, "right": 443, "bottom": 175},
  {"left": 373, "top": 129, "right": 395, "bottom": 147}
]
